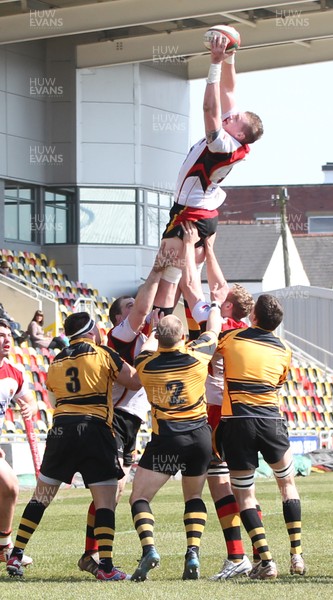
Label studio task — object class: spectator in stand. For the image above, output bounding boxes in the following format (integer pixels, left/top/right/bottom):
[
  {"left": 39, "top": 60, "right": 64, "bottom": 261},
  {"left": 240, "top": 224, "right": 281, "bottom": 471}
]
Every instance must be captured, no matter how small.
[
  {"left": 0, "top": 303, "right": 26, "bottom": 345},
  {"left": 0, "top": 261, "right": 15, "bottom": 280},
  {"left": 27, "top": 310, "right": 67, "bottom": 351}
]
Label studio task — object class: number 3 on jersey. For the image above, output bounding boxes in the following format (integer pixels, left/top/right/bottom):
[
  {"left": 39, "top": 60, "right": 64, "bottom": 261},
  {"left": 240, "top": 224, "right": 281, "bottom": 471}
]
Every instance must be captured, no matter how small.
[{"left": 66, "top": 367, "right": 81, "bottom": 393}]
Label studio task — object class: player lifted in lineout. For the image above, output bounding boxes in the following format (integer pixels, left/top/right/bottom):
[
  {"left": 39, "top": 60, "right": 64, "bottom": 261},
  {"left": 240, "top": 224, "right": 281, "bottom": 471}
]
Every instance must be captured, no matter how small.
[{"left": 153, "top": 31, "right": 263, "bottom": 316}]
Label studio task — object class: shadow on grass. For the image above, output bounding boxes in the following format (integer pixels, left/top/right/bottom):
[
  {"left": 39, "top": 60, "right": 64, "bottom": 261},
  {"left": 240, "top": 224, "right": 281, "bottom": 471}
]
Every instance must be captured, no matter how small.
[
  {"left": 3, "top": 574, "right": 333, "bottom": 585},
  {"left": 4, "top": 576, "right": 101, "bottom": 584},
  {"left": 234, "top": 575, "right": 333, "bottom": 585}
]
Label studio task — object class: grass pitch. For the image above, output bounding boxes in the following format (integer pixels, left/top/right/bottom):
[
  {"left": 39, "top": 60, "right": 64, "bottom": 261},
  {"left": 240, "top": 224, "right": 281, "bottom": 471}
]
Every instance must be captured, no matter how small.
[{"left": 0, "top": 472, "right": 332, "bottom": 600}]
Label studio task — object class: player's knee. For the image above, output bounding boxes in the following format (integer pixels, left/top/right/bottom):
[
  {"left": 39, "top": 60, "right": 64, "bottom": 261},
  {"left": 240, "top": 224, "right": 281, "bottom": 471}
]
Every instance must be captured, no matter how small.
[
  {"left": 273, "top": 460, "right": 294, "bottom": 480},
  {"left": 230, "top": 473, "right": 255, "bottom": 490},
  {"left": 0, "top": 470, "right": 19, "bottom": 501}
]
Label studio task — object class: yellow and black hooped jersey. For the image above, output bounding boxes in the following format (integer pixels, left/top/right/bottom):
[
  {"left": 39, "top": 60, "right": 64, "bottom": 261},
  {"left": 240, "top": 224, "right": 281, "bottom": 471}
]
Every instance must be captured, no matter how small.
[
  {"left": 134, "top": 331, "right": 217, "bottom": 435},
  {"left": 217, "top": 326, "right": 291, "bottom": 417},
  {"left": 46, "top": 338, "right": 124, "bottom": 429}
]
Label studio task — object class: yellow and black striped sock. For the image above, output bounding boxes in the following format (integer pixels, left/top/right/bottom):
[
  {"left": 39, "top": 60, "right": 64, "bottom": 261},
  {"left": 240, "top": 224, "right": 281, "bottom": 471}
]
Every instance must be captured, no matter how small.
[
  {"left": 84, "top": 501, "right": 98, "bottom": 554},
  {"left": 282, "top": 499, "right": 302, "bottom": 555},
  {"left": 240, "top": 508, "right": 272, "bottom": 562},
  {"left": 215, "top": 494, "right": 244, "bottom": 560},
  {"left": 94, "top": 508, "right": 115, "bottom": 572},
  {"left": 252, "top": 503, "right": 263, "bottom": 562},
  {"left": 183, "top": 498, "right": 207, "bottom": 553},
  {"left": 11, "top": 500, "right": 46, "bottom": 557},
  {"left": 131, "top": 499, "right": 155, "bottom": 555},
  {"left": 183, "top": 299, "right": 201, "bottom": 341}
]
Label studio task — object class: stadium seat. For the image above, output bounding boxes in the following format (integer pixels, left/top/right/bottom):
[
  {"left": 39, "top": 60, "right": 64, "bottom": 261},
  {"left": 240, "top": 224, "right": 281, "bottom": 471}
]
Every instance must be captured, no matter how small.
[
  {"left": 36, "top": 420, "right": 48, "bottom": 434},
  {"left": 323, "top": 396, "right": 333, "bottom": 412}
]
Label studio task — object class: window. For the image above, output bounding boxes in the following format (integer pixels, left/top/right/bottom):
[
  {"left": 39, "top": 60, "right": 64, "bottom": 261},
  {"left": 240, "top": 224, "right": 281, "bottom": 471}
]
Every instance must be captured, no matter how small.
[
  {"left": 4, "top": 186, "right": 35, "bottom": 242},
  {"left": 308, "top": 216, "right": 333, "bottom": 234},
  {"left": 146, "top": 190, "right": 172, "bottom": 247},
  {"left": 80, "top": 188, "right": 137, "bottom": 244},
  {"left": 44, "top": 189, "right": 76, "bottom": 244},
  {"left": 79, "top": 187, "right": 173, "bottom": 246}
]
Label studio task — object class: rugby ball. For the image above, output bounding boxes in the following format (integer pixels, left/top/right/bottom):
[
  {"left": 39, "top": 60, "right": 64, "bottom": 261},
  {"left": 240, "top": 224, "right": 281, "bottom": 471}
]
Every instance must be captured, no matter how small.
[{"left": 203, "top": 25, "right": 241, "bottom": 52}]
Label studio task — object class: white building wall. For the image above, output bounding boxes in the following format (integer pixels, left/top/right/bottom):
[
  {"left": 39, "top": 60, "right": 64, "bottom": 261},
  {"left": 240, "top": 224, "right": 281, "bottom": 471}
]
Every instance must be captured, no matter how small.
[
  {"left": 75, "top": 62, "right": 191, "bottom": 295},
  {"left": 0, "top": 42, "right": 47, "bottom": 183},
  {"left": 77, "top": 245, "right": 157, "bottom": 299},
  {"left": 0, "top": 38, "right": 77, "bottom": 185},
  {"left": 140, "top": 64, "right": 189, "bottom": 190},
  {"left": 77, "top": 63, "right": 190, "bottom": 189}
]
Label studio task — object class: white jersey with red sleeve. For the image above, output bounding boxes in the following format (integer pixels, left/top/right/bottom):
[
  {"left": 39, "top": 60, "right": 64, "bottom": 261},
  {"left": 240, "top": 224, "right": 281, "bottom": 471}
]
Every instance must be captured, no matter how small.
[
  {"left": 0, "top": 360, "right": 30, "bottom": 431},
  {"left": 108, "top": 317, "right": 150, "bottom": 422},
  {"left": 174, "top": 127, "right": 249, "bottom": 210}
]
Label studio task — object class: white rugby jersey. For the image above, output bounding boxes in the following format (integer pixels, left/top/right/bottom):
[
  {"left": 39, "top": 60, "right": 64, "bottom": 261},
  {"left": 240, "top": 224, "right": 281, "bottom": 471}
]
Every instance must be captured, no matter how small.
[
  {"left": 0, "top": 360, "right": 30, "bottom": 430},
  {"left": 109, "top": 317, "right": 150, "bottom": 422},
  {"left": 174, "top": 130, "right": 249, "bottom": 210}
]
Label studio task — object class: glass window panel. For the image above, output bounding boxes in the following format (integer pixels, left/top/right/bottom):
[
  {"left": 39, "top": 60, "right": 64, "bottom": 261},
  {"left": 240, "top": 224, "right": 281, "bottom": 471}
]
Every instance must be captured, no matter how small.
[
  {"left": 19, "top": 189, "right": 33, "bottom": 200},
  {"left": 19, "top": 204, "right": 33, "bottom": 242},
  {"left": 147, "top": 191, "right": 158, "bottom": 206},
  {"left": 55, "top": 193, "right": 67, "bottom": 201},
  {"left": 160, "top": 193, "right": 172, "bottom": 207},
  {"left": 80, "top": 204, "right": 136, "bottom": 243},
  {"left": 4, "top": 204, "right": 18, "bottom": 239},
  {"left": 44, "top": 206, "right": 55, "bottom": 244},
  {"left": 308, "top": 217, "right": 333, "bottom": 234},
  {"left": 147, "top": 206, "right": 159, "bottom": 247},
  {"left": 4, "top": 189, "right": 18, "bottom": 198},
  {"left": 80, "top": 188, "right": 135, "bottom": 203},
  {"left": 138, "top": 204, "right": 144, "bottom": 245},
  {"left": 159, "top": 209, "right": 170, "bottom": 239},
  {"left": 55, "top": 207, "right": 67, "bottom": 243}
]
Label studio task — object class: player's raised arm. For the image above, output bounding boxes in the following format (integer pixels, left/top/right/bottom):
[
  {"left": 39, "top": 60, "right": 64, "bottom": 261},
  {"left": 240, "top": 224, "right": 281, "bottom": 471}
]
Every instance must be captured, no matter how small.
[
  {"left": 203, "top": 36, "right": 232, "bottom": 143},
  {"left": 127, "top": 242, "right": 168, "bottom": 334},
  {"left": 180, "top": 221, "right": 205, "bottom": 313},
  {"left": 204, "top": 233, "right": 229, "bottom": 305},
  {"left": 219, "top": 51, "right": 237, "bottom": 117}
]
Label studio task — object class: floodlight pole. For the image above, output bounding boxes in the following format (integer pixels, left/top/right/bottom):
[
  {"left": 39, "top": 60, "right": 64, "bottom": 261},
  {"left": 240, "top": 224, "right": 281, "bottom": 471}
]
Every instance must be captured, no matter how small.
[{"left": 271, "top": 187, "right": 291, "bottom": 288}]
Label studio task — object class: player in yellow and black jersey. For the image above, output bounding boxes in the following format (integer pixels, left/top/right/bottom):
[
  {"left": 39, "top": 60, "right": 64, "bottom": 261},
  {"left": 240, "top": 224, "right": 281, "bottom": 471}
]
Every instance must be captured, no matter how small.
[
  {"left": 214, "top": 294, "right": 306, "bottom": 580},
  {"left": 135, "top": 329, "right": 216, "bottom": 436},
  {"left": 7, "top": 312, "right": 140, "bottom": 582},
  {"left": 48, "top": 328, "right": 125, "bottom": 429},
  {"left": 130, "top": 304, "right": 221, "bottom": 583},
  {"left": 216, "top": 321, "right": 291, "bottom": 418}
]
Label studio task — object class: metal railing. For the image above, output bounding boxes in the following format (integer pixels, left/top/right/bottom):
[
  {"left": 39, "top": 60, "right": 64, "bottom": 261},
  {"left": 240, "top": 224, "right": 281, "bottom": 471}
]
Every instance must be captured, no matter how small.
[
  {"left": 284, "top": 329, "right": 333, "bottom": 377},
  {"left": 0, "top": 272, "right": 55, "bottom": 301}
]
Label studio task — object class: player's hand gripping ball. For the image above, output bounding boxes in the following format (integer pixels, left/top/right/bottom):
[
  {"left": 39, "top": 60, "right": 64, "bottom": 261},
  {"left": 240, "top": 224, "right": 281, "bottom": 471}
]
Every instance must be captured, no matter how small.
[{"left": 203, "top": 25, "right": 241, "bottom": 52}]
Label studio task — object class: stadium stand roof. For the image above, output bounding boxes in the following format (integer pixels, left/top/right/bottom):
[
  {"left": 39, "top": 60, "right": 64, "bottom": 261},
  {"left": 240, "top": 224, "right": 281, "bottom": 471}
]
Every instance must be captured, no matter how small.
[{"left": 0, "top": 1, "right": 333, "bottom": 76}]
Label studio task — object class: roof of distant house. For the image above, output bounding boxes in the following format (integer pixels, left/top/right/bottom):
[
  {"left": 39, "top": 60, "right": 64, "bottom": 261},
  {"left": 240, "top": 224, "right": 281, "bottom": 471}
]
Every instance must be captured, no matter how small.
[
  {"left": 294, "top": 234, "right": 333, "bottom": 289},
  {"left": 203, "top": 222, "right": 280, "bottom": 282}
]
